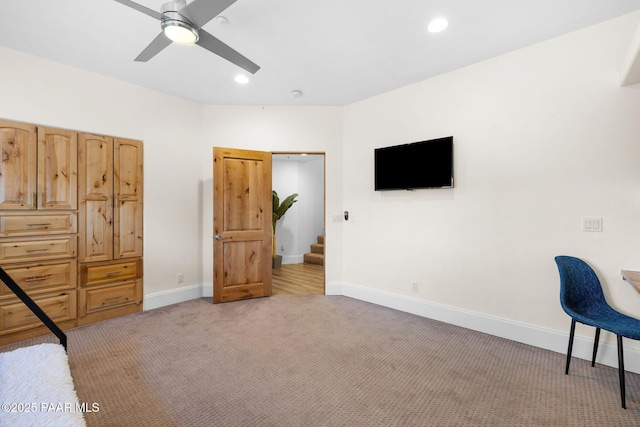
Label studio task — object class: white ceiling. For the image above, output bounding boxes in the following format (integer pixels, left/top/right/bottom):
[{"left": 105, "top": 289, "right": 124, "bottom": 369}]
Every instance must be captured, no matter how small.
[{"left": 1, "top": 0, "right": 639, "bottom": 106}]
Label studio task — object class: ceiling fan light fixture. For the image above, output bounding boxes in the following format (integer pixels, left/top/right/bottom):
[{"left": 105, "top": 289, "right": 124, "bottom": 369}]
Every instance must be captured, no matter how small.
[
  {"left": 114, "top": 0, "right": 260, "bottom": 73},
  {"left": 162, "top": 19, "right": 199, "bottom": 44}
]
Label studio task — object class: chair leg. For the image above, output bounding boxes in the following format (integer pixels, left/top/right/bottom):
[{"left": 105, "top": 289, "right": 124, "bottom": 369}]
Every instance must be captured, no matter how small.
[
  {"left": 566, "top": 319, "right": 576, "bottom": 375},
  {"left": 592, "top": 328, "right": 601, "bottom": 367},
  {"left": 617, "top": 335, "right": 626, "bottom": 409}
]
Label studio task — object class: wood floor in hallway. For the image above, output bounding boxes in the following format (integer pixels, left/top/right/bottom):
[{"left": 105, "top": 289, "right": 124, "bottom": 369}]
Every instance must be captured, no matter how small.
[{"left": 272, "top": 263, "right": 325, "bottom": 295}]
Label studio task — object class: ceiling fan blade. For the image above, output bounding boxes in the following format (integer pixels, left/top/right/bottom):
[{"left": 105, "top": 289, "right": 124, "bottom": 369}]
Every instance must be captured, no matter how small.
[
  {"left": 196, "top": 29, "right": 260, "bottom": 74},
  {"left": 134, "top": 33, "right": 172, "bottom": 62},
  {"left": 113, "top": 0, "right": 162, "bottom": 20},
  {"left": 180, "top": 0, "right": 238, "bottom": 28}
]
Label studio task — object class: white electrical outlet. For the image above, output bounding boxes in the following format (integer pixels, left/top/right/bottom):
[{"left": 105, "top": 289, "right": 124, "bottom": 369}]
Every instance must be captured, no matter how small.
[
  {"left": 177, "top": 273, "right": 184, "bottom": 284},
  {"left": 411, "top": 281, "right": 418, "bottom": 293},
  {"left": 582, "top": 217, "right": 603, "bottom": 232}
]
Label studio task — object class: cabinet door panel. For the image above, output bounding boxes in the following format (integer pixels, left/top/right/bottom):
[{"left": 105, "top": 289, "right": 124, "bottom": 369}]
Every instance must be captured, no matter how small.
[
  {"left": 82, "top": 200, "right": 111, "bottom": 262},
  {"left": 37, "top": 127, "right": 78, "bottom": 210},
  {"left": 114, "top": 139, "right": 143, "bottom": 259},
  {"left": 78, "top": 134, "right": 113, "bottom": 262},
  {"left": 0, "top": 120, "right": 37, "bottom": 209},
  {"left": 115, "top": 200, "right": 143, "bottom": 259}
]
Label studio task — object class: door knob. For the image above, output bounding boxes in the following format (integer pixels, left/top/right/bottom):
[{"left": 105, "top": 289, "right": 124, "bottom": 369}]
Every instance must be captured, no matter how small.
[{"left": 214, "top": 235, "right": 223, "bottom": 241}]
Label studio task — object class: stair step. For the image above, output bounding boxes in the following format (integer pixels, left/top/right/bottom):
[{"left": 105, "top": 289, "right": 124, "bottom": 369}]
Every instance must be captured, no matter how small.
[
  {"left": 317, "top": 235, "right": 325, "bottom": 245},
  {"left": 304, "top": 252, "right": 324, "bottom": 266},
  {"left": 311, "top": 243, "right": 324, "bottom": 255}
]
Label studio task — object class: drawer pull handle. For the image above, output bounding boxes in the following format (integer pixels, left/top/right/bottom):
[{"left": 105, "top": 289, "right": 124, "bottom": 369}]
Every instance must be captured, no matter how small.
[
  {"left": 105, "top": 270, "right": 122, "bottom": 276},
  {"left": 27, "top": 223, "right": 52, "bottom": 227},
  {"left": 26, "top": 249, "right": 49, "bottom": 253},
  {"left": 24, "top": 275, "right": 50, "bottom": 282},
  {"left": 103, "top": 296, "right": 127, "bottom": 305}
]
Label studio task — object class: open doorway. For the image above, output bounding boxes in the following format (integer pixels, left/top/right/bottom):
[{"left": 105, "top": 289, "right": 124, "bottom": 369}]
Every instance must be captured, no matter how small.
[{"left": 271, "top": 152, "right": 325, "bottom": 295}]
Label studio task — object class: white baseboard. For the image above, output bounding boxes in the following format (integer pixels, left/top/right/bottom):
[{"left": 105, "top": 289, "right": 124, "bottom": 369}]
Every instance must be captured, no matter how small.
[
  {"left": 202, "top": 283, "right": 213, "bottom": 297},
  {"left": 282, "top": 255, "right": 304, "bottom": 264},
  {"left": 144, "top": 284, "right": 209, "bottom": 311},
  {"left": 327, "top": 281, "right": 640, "bottom": 374}
]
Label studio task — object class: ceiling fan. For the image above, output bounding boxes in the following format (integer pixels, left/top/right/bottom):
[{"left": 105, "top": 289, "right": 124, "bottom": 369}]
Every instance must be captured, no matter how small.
[{"left": 113, "top": 0, "right": 260, "bottom": 74}]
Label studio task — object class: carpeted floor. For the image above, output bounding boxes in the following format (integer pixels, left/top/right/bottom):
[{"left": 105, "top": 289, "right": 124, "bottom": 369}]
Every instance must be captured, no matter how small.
[{"left": 2, "top": 295, "right": 639, "bottom": 426}]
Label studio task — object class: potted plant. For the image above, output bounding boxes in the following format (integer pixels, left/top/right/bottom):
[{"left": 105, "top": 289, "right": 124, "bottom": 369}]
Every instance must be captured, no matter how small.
[{"left": 272, "top": 191, "right": 298, "bottom": 268}]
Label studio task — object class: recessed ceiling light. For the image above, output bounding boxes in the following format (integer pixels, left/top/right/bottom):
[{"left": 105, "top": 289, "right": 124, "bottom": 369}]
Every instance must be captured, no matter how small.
[
  {"left": 427, "top": 17, "right": 448, "bottom": 33},
  {"left": 291, "top": 90, "right": 303, "bottom": 98},
  {"left": 216, "top": 15, "right": 228, "bottom": 25},
  {"left": 235, "top": 74, "right": 249, "bottom": 84}
]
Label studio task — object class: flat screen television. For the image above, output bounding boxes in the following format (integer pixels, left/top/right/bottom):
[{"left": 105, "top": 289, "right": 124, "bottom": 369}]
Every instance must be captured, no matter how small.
[{"left": 374, "top": 136, "right": 453, "bottom": 191}]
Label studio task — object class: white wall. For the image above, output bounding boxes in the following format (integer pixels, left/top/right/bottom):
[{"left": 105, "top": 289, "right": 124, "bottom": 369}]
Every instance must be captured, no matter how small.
[
  {"left": 200, "top": 106, "right": 343, "bottom": 288},
  {"left": 273, "top": 156, "right": 325, "bottom": 264},
  {"left": 0, "top": 46, "right": 205, "bottom": 300},
  {"left": 298, "top": 157, "right": 326, "bottom": 256},
  {"left": 273, "top": 160, "right": 301, "bottom": 262},
  {"left": 340, "top": 11, "right": 640, "bottom": 355}
]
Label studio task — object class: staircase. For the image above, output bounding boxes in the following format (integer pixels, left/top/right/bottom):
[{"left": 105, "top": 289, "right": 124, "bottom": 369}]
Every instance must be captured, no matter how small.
[{"left": 304, "top": 235, "right": 325, "bottom": 266}]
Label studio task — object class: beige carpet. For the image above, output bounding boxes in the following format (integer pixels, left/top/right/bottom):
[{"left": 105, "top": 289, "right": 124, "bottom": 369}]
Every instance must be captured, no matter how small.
[{"left": 1, "top": 295, "right": 639, "bottom": 426}]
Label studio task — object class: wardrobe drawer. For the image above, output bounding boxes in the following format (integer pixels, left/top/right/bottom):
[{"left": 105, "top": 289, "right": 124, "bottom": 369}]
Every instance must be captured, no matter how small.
[
  {"left": 82, "top": 259, "right": 142, "bottom": 287},
  {"left": 80, "top": 279, "right": 141, "bottom": 316},
  {"left": 0, "top": 236, "right": 76, "bottom": 263},
  {"left": 0, "top": 260, "right": 76, "bottom": 298},
  {"left": 0, "top": 291, "right": 76, "bottom": 335},
  {"left": 0, "top": 212, "right": 77, "bottom": 237}
]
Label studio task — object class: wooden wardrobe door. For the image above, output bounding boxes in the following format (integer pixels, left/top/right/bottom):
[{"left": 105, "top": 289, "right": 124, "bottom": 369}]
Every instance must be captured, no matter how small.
[
  {"left": 37, "top": 127, "right": 78, "bottom": 210},
  {"left": 113, "top": 138, "right": 143, "bottom": 260},
  {"left": 0, "top": 120, "right": 37, "bottom": 210},
  {"left": 78, "top": 134, "right": 113, "bottom": 262}
]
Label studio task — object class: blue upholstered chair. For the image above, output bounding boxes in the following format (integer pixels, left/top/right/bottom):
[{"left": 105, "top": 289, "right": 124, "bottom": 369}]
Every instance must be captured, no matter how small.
[{"left": 555, "top": 255, "right": 640, "bottom": 409}]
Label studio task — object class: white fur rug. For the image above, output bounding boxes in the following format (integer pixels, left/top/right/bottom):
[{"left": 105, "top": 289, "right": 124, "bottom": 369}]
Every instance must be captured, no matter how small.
[{"left": 0, "top": 343, "right": 86, "bottom": 427}]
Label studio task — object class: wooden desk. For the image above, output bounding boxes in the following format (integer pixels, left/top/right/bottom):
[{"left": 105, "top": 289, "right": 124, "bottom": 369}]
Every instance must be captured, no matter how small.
[{"left": 621, "top": 270, "right": 640, "bottom": 293}]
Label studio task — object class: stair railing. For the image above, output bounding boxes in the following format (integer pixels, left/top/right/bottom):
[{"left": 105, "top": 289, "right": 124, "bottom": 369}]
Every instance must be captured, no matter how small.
[{"left": 0, "top": 267, "right": 67, "bottom": 351}]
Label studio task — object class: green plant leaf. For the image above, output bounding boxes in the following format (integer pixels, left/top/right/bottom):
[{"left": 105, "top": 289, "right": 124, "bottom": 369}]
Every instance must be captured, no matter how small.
[{"left": 272, "top": 191, "right": 298, "bottom": 232}]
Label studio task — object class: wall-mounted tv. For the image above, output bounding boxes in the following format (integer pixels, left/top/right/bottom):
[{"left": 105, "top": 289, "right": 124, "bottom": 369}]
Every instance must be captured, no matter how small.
[{"left": 374, "top": 136, "right": 453, "bottom": 191}]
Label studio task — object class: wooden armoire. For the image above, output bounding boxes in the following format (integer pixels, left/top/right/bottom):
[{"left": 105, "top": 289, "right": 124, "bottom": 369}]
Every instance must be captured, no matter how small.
[{"left": 0, "top": 119, "right": 143, "bottom": 345}]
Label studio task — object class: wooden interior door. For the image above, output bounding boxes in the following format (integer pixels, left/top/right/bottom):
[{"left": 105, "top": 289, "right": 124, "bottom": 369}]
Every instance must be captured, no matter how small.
[{"left": 213, "top": 147, "right": 272, "bottom": 303}]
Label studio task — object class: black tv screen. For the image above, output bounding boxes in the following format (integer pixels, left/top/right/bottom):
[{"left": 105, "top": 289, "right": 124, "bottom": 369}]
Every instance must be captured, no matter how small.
[{"left": 374, "top": 136, "right": 453, "bottom": 190}]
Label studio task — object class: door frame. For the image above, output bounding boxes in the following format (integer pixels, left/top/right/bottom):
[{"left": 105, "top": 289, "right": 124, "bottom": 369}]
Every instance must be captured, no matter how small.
[{"left": 271, "top": 151, "right": 326, "bottom": 291}]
